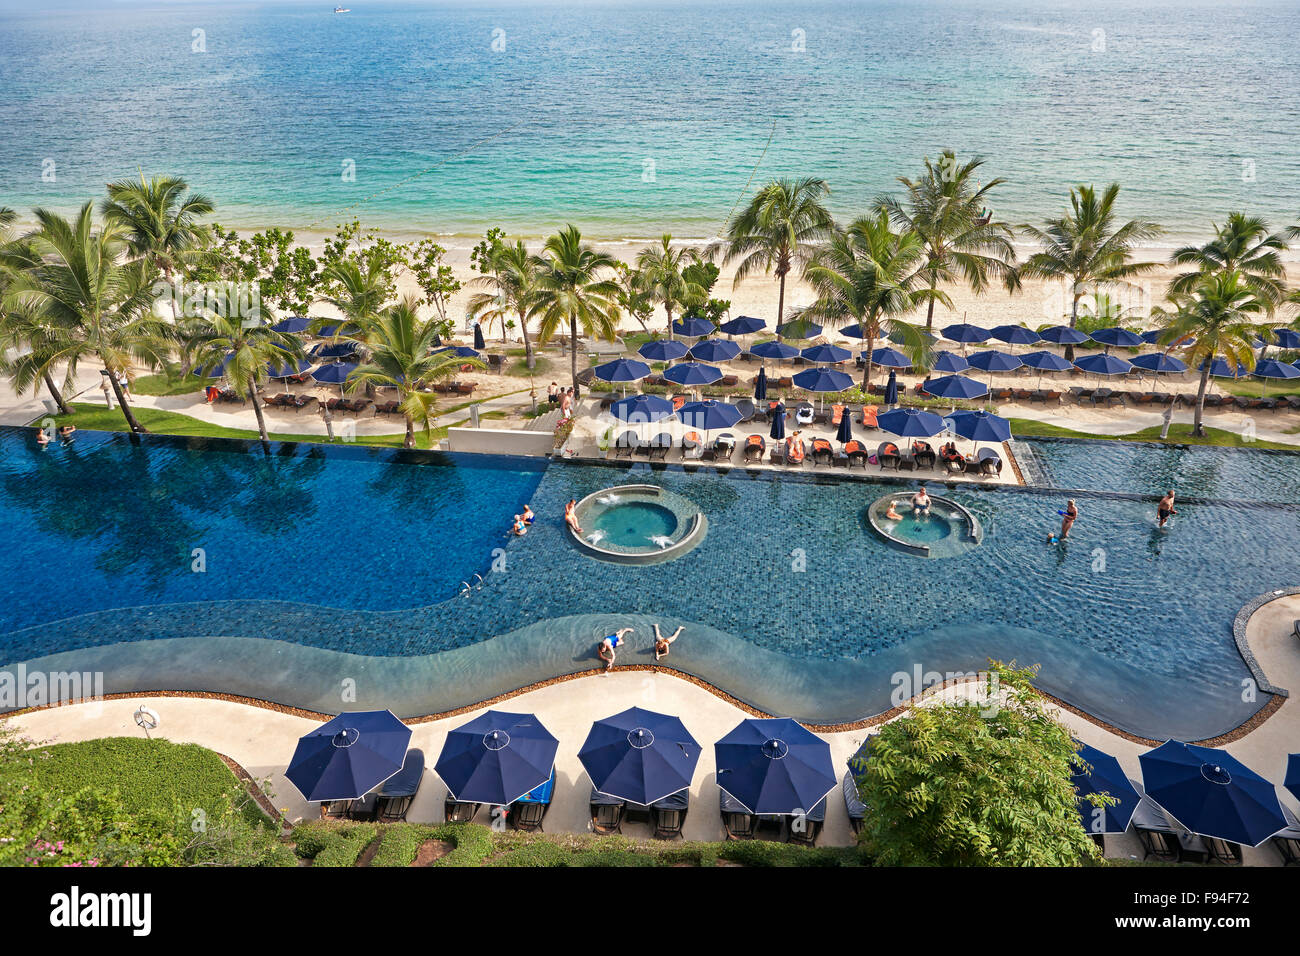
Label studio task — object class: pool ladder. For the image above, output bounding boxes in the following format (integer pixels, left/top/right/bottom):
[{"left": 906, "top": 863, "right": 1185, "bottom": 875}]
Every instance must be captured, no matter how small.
[{"left": 459, "top": 573, "right": 485, "bottom": 598}]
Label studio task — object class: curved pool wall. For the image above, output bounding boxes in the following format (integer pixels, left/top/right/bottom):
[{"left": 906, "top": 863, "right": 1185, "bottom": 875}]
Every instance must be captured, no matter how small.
[
  {"left": 569, "top": 484, "right": 707, "bottom": 564},
  {"left": 867, "top": 493, "right": 982, "bottom": 558},
  {"left": 0, "top": 427, "right": 1295, "bottom": 740}
]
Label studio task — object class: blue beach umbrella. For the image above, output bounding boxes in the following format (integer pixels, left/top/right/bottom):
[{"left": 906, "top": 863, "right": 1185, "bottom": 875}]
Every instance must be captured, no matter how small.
[
  {"left": 923, "top": 373, "right": 988, "bottom": 401},
  {"left": 1140, "top": 329, "right": 1172, "bottom": 345},
  {"left": 1284, "top": 754, "right": 1300, "bottom": 803},
  {"left": 932, "top": 350, "right": 970, "bottom": 374},
  {"left": 751, "top": 340, "right": 800, "bottom": 362},
  {"left": 870, "top": 347, "right": 911, "bottom": 369},
  {"left": 775, "top": 319, "right": 822, "bottom": 339},
  {"left": 435, "top": 710, "right": 560, "bottom": 806},
  {"left": 1090, "top": 326, "right": 1144, "bottom": 349},
  {"left": 886, "top": 325, "right": 937, "bottom": 346},
  {"left": 610, "top": 393, "right": 675, "bottom": 424},
  {"left": 1139, "top": 740, "right": 1287, "bottom": 846},
  {"left": 286, "top": 710, "right": 412, "bottom": 803},
  {"left": 801, "top": 343, "right": 852, "bottom": 364},
  {"left": 689, "top": 338, "right": 742, "bottom": 363},
  {"left": 990, "top": 324, "right": 1041, "bottom": 346},
  {"left": 714, "top": 718, "right": 837, "bottom": 815},
  {"left": 662, "top": 362, "right": 723, "bottom": 387},
  {"left": 836, "top": 408, "right": 853, "bottom": 444},
  {"left": 941, "top": 323, "right": 991, "bottom": 345},
  {"left": 578, "top": 707, "right": 701, "bottom": 805},
  {"left": 593, "top": 357, "right": 652, "bottom": 383},
  {"left": 1022, "top": 350, "right": 1074, "bottom": 374},
  {"left": 638, "top": 339, "right": 690, "bottom": 362},
  {"left": 310, "top": 341, "right": 359, "bottom": 361},
  {"left": 792, "top": 367, "right": 854, "bottom": 394},
  {"left": 769, "top": 402, "right": 786, "bottom": 440},
  {"left": 1201, "top": 358, "right": 1248, "bottom": 378},
  {"left": 432, "top": 345, "right": 480, "bottom": 359},
  {"left": 473, "top": 323, "right": 486, "bottom": 351},
  {"left": 671, "top": 316, "right": 714, "bottom": 339},
  {"left": 754, "top": 366, "right": 768, "bottom": 402},
  {"left": 1254, "top": 358, "right": 1300, "bottom": 381},
  {"left": 967, "top": 349, "right": 1024, "bottom": 374},
  {"left": 948, "top": 409, "right": 1012, "bottom": 444},
  {"left": 877, "top": 406, "right": 947, "bottom": 438},
  {"left": 718, "top": 315, "right": 766, "bottom": 336},
  {"left": 1130, "top": 352, "right": 1189, "bottom": 374},
  {"left": 1075, "top": 353, "right": 1132, "bottom": 377},
  {"left": 267, "top": 354, "right": 313, "bottom": 379},
  {"left": 883, "top": 369, "right": 899, "bottom": 406},
  {"left": 1272, "top": 328, "right": 1300, "bottom": 350},
  {"left": 837, "top": 322, "right": 869, "bottom": 340},
  {"left": 310, "top": 361, "right": 359, "bottom": 386},
  {"left": 201, "top": 354, "right": 233, "bottom": 379},
  {"left": 1039, "top": 324, "right": 1090, "bottom": 346},
  {"left": 315, "top": 322, "right": 360, "bottom": 338},
  {"left": 1072, "top": 743, "right": 1141, "bottom": 836},
  {"left": 270, "top": 316, "right": 311, "bottom": 334},
  {"left": 677, "top": 399, "right": 742, "bottom": 432}
]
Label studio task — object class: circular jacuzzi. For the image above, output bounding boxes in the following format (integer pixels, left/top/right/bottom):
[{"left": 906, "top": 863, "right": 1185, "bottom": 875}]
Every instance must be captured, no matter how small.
[
  {"left": 867, "top": 491, "right": 982, "bottom": 558},
  {"left": 569, "top": 485, "right": 707, "bottom": 564}
]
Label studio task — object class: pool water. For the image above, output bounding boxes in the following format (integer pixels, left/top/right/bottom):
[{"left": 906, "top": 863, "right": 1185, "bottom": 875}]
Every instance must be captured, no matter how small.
[
  {"left": 590, "top": 501, "right": 678, "bottom": 548},
  {"left": 888, "top": 512, "right": 953, "bottom": 544},
  {"left": 0, "top": 426, "right": 1292, "bottom": 739}
]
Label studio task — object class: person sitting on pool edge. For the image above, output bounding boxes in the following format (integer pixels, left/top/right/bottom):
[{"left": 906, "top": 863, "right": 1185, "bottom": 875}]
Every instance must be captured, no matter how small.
[
  {"left": 564, "top": 499, "right": 582, "bottom": 535},
  {"left": 654, "top": 623, "right": 683, "bottom": 660},
  {"left": 521, "top": 504, "right": 535, "bottom": 525},
  {"left": 911, "top": 486, "right": 930, "bottom": 514},
  {"left": 510, "top": 514, "right": 527, "bottom": 536},
  {"left": 598, "top": 627, "right": 634, "bottom": 673},
  {"left": 883, "top": 498, "right": 903, "bottom": 521}
]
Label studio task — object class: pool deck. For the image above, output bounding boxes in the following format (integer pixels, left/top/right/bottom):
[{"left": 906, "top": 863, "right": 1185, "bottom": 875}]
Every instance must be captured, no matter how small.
[{"left": 10, "top": 590, "right": 1299, "bottom": 863}]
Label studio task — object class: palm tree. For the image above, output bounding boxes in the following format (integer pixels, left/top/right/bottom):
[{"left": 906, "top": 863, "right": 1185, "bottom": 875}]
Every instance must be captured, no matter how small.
[
  {"left": 877, "top": 151, "right": 1020, "bottom": 333},
  {"left": 790, "top": 211, "right": 944, "bottom": 390},
  {"left": 100, "top": 172, "right": 215, "bottom": 319},
  {"left": 1151, "top": 270, "right": 1265, "bottom": 437},
  {"left": 190, "top": 310, "right": 305, "bottom": 444},
  {"left": 0, "top": 207, "right": 73, "bottom": 413},
  {"left": 466, "top": 238, "right": 539, "bottom": 369},
  {"left": 635, "top": 235, "right": 705, "bottom": 340},
  {"left": 344, "top": 297, "right": 481, "bottom": 448},
  {"left": 313, "top": 257, "right": 390, "bottom": 337},
  {"left": 1169, "top": 213, "right": 1289, "bottom": 311},
  {"left": 2, "top": 203, "right": 171, "bottom": 432},
  {"left": 530, "top": 225, "right": 620, "bottom": 398},
  {"left": 719, "top": 177, "right": 834, "bottom": 337},
  {"left": 1020, "top": 183, "right": 1163, "bottom": 360}
]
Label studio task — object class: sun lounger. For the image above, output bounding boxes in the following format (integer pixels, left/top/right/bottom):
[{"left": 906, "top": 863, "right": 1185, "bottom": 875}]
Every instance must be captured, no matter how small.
[
  {"left": 877, "top": 442, "right": 900, "bottom": 470},
  {"left": 774, "top": 376, "right": 793, "bottom": 389},
  {"left": 844, "top": 440, "right": 868, "bottom": 468},
  {"left": 911, "top": 440, "right": 936, "bottom": 469},
  {"left": 744, "top": 435, "right": 766, "bottom": 462},
  {"left": 809, "top": 438, "right": 832, "bottom": 465},
  {"left": 1131, "top": 785, "right": 1208, "bottom": 863},
  {"left": 290, "top": 394, "right": 318, "bottom": 411},
  {"left": 1286, "top": 397, "right": 1300, "bottom": 412},
  {"left": 509, "top": 767, "right": 555, "bottom": 832},
  {"left": 735, "top": 399, "right": 756, "bottom": 422},
  {"left": 719, "top": 791, "right": 756, "bottom": 840},
  {"left": 842, "top": 771, "right": 865, "bottom": 836},
  {"left": 785, "top": 795, "right": 826, "bottom": 847},
  {"left": 1203, "top": 836, "right": 1244, "bottom": 865},
  {"left": 373, "top": 400, "right": 401, "bottom": 416},
  {"left": 650, "top": 789, "right": 689, "bottom": 840},
  {"left": 590, "top": 788, "right": 625, "bottom": 835},
  {"left": 444, "top": 798, "right": 481, "bottom": 824},
  {"left": 977, "top": 448, "right": 1002, "bottom": 476},
  {"left": 785, "top": 438, "right": 807, "bottom": 467},
  {"left": 1201, "top": 394, "right": 1224, "bottom": 408},
  {"left": 671, "top": 394, "right": 687, "bottom": 411},
  {"left": 1012, "top": 388, "right": 1032, "bottom": 401},
  {"left": 712, "top": 433, "right": 737, "bottom": 462},
  {"left": 769, "top": 442, "right": 786, "bottom": 465},
  {"left": 945, "top": 454, "right": 967, "bottom": 474},
  {"left": 859, "top": 404, "right": 879, "bottom": 428},
  {"left": 795, "top": 402, "right": 815, "bottom": 426},
  {"left": 614, "top": 430, "right": 638, "bottom": 458},
  {"left": 1272, "top": 805, "right": 1300, "bottom": 865},
  {"left": 991, "top": 388, "right": 1013, "bottom": 401},
  {"left": 376, "top": 748, "right": 425, "bottom": 823},
  {"left": 648, "top": 432, "right": 672, "bottom": 460},
  {"left": 1067, "top": 386, "right": 1093, "bottom": 404},
  {"left": 831, "top": 403, "right": 845, "bottom": 426},
  {"left": 682, "top": 431, "right": 704, "bottom": 461}
]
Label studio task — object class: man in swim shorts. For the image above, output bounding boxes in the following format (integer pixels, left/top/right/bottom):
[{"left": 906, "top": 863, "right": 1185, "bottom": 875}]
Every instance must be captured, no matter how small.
[
  {"left": 911, "top": 486, "right": 930, "bottom": 514},
  {"left": 1156, "top": 490, "right": 1177, "bottom": 528},
  {"left": 598, "top": 627, "right": 634, "bottom": 673}
]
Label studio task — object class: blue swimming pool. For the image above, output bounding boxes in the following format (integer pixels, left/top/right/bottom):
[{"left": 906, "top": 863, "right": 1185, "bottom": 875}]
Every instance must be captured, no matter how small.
[{"left": 0, "top": 426, "right": 1291, "bottom": 740}]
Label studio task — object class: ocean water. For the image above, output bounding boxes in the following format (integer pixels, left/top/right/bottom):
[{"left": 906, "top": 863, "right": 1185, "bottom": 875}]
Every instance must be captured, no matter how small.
[{"left": 1, "top": 0, "right": 1298, "bottom": 240}]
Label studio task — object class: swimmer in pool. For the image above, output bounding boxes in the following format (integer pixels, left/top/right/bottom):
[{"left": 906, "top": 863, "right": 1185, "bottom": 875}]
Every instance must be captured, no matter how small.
[
  {"left": 653, "top": 623, "right": 683, "bottom": 660},
  {"left": 598, "top": 627, "right": 634, "bottom": 673},
  {"left": 521, "top": 504, "right": 535, "bottom": 525},
  {"left": 511, "top": 514, "right": 527, "bottom": 536},
  {"left": 911, "top": 487, "right": 930, "bottom": 514},
  {"left": 1059, "top": 499, "right": 1078, "bottom": 540},
  {"left": 1156, "top": 490, "right": 1178, "bottom": 528}
]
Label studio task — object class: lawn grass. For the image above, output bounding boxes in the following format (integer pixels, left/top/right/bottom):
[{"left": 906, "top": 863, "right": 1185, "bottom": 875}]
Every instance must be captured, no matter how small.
[
  {"left": 1007, "top": 418, "right": 1297, "bottom": 450},
  {"left": 26, "top": 737, "right": 265, "bottom": 827},
  {"left": 129, "top": 371, "right": 210, "bottom": 397}
]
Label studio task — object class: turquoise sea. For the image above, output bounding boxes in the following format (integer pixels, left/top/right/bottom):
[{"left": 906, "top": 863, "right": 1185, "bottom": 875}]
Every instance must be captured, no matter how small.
[{"left": 1, "top": 0, "right": 1298, "bottom": 240}]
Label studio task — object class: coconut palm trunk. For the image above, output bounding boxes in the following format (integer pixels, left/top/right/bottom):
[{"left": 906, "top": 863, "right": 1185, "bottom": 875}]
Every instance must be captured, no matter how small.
[
  {"left": 248, "top": 383, "right": 270, "bottom": 443},
  {"left": 42, "top": 372, "right": 70, "bottom": 415},
  {"left": 1065, "top": 289, "right": 1083, "bottom": 363},
  {"left": 403, "top": 412, "right": 416, "bottom": 449},
  {"left": 105, "top": 369, "right": 144, "bottom": 432},
  {"left": 518, "top": 309, "right": 535, "bottom": 369},
  {"left": 569, "top": 314, "right": 580, "bottom": 398},
  {"left": 862, "top": 331, "right": 876, "bottom": 391},
  {"left": 1192, "top": 362, "right": 1211, "bottom": 438},
  {"left": 924, "top": 274, "right": 938, "bottom": 331}
]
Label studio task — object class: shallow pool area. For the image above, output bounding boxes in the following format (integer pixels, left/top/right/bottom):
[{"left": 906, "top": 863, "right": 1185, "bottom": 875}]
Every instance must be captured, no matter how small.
[{"left": 1, "top": 426, "right": 1295, "bottom": 740}]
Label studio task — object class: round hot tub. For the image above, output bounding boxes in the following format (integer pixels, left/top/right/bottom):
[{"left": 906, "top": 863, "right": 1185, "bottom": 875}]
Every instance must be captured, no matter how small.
[
  {"left": 867, "top": 491, "right": 982, "bottom": 558},
  {"left": 569, "top": 485, "right": 707, "bottom": 564}
]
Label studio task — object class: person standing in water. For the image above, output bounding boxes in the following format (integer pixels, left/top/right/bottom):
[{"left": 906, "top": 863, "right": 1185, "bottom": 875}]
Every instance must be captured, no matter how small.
[
  {"left": 1051, "top": 499, "right": 1078, "bottom": 543},
  {"left": 1156, "top": 490, "right": 1178, "bottom": 528}
]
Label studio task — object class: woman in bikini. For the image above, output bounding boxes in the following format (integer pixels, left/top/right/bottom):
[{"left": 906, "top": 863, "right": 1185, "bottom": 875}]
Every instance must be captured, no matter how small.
[{"left": 564, "top": 499, "right": 583, "bottom": 535}]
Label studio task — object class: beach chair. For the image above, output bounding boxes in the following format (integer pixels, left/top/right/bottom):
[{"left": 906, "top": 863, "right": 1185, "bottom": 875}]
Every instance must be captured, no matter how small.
[
  {"left": 375, "top": 749, "right": 425, "bottom": 824},
  {"left": 509, "top": 767, "right": 555, "bottom": 832},
  {"left": 650, "top": 789, "right": 689, "bottom": 840},
  {"left": 648, "top": 432, "right": 672, "bottom": 460},
  {"left": 373, "top": 400, "right": 401, "bottom": 416},
  {"left": 945, "top": 454, "right": 967, "bottom": 474},
  {"left": 774, "top": 376, "right": 794, "bottom": 389},
  {"left": 671, "top": 394, "right": 688, "bottom": 412},
  {"left": 719, "top": 374, "right": 739, "bottom": 387},
  {"left": 614, "top": 430, "right": 638, "bottom": 458},
  {"left": 785, "top": 796, "right": 826, "bottom": 847},
  {"left": 1013, "top": 388, "right": 1033, "bottom": 402},
  {"left": 682, "top": 431, "right": 705, "bottom": 461},
  {"left": 810, "top": 438, "right": 833, "bottom": 466},
  {"left": 735, "top": 399, "right": 756, "bottom": 422},
  {"left": 876, "top": 442, "right": 900, "bottom": 470},
  {"left": 1131, "top": 790, "right": 1206, "bottom": 862},
  {"left": 743, "top": 435, "right": 766, "bottom": 462},
  {"left": 831, "top": 403, "right": 845, "bottom": 426},
  {"left": 720, "top": 791, "right": 756, "bottom": 840},
  {"left": 590, "top": 788, "right": 625, "bottom": 835},
  {"left": 1203, "top": 837, "right": 1243, "bottom": 866},
  {"left": 1271, "top": 805, "right": 1300, "bottom": 865},
  {"left": 1286, "top": 396, "right": 1300, "bottom": 412},
  {"left": 844, "top": 441, "right": 868, "bottom": 468},
  {"left": 444, "top": 798, "right": 481, "bottom": 823},
  {"left": 795, "top": 402, "right": 815, "bottom": 426},
  {"left": 785, "top": 438, "right": 807, "bottom": 467},
  {"left": 911, "top": 440, "right": 936, "bottom": 469},
  {"left": 712, "top": 433, "right": 737, "bottom": 462},
  {"left": 859, "top": 404, "right": 879, "bottom": 428},
  {"left": 991, "top": 388, "right": 1013, "bottom": 401},
  {"left": 291, "top": 394, "right": 318, "bottom": 412},
  {"left": 842, "top": 771, "right": 865, "bottom": 836},
  {"left": 977, "top": 448, "right": 1002, "bottom": 476},
  {"left": 1202, "top": 394, "right": 1224, "bottom": 408}
]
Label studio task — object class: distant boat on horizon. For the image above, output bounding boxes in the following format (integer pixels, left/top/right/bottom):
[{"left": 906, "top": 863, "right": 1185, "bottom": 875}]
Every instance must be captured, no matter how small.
[{"left": 334, "top": 6, "right": 350, "bottom": 12}]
